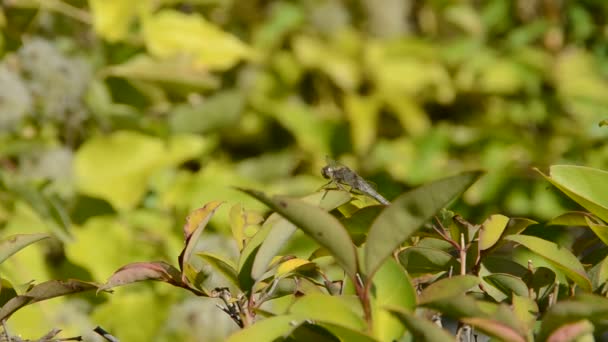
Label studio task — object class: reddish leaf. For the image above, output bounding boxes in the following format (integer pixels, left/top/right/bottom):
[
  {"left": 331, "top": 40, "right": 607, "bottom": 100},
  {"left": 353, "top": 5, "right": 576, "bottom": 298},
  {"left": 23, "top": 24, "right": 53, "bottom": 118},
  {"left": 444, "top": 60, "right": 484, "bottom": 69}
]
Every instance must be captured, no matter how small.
[
  {"left": 546, "top": 320, "right": 594, "bottom": 342},
  {"left": 0, "top": 279, "right": 98, "bottom": 320},
  {"left": 99, "top": 261, "right": 184, "bottom": 292}
]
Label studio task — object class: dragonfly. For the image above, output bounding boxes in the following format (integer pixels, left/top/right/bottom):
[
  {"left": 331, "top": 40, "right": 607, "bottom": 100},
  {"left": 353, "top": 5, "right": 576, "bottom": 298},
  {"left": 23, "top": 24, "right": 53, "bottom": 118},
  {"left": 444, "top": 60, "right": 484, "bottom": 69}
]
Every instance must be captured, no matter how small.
[{"left": 321, "top": 157, "right": 390, "bottom": 205}]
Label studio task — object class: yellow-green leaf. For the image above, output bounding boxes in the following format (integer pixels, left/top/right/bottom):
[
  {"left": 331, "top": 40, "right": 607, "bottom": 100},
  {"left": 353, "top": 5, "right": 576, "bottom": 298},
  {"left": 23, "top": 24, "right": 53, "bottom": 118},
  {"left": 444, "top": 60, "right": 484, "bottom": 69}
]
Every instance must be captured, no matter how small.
[{"left": 142, "top": 10, "right": 253, "bottom": 71}]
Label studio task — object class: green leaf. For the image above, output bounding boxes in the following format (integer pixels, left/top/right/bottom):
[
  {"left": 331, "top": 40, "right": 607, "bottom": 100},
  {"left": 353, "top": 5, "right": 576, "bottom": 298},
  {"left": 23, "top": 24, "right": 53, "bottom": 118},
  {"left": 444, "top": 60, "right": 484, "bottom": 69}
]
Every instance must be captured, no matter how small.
[
  {"left": 102, "top": 54, "right": 219, "bottom": 89},
  {"left": 169, "top": 90, "right": 244, "bottom": 134},
  {"left": 75, "top": 131, "right": 207, "bottom": 210},
  {"left": 538, "top": 294, "right": 608, "bottom": 340},
  {"left": 584, "top": 216, "right": 608, "bottom": 246},
  {"left": 142, "top": 10, "right": 253, "bottom": 71},
  {"left": 547, "top": 212, "right": 592, "bottom": 226},
  {"left": 197, "top": 252, "right": 239, "bottom": 288},
  {"left": 483, "top": 273, "right": 529, "bottom": 299},
  {"left": 370, "top": 258, "right": 416, "bottom": 342},
  {"left": 537, "top": 166, "right": 608, "bottom": 223},
  {"left": 251, "top": 190, "right": 350, "bottom": 280},
  {"left": 460, "top": 317, "right": 526, "bottom": 342},
  {"left": 289, "top": 293, "right": 366, "bottom": 331},
  {"left": 479, "top": 214, "right": 509, "bottom": 250},
  {"left": 316, "top": 323, "right": 378, "bottom": 342},
  {"left": 387, "top": 307, "right": 456, "bottom": 342},
  {"left": 237, "top": 219, "right": 274, "bottom": 291},
  {"left": 512, "top": 295, "right": 538, "bottom": 330},
  {"left": 418, "top": 275, "right": 480, "bottom": 305},
  {"left": 365, "top": 171, "right": 481, "bottom": 278},
  {"left": 0, "top": 233, "right": 50, "bottom": 265},
  {"left": 398, "top": 246, "right": 458, "bottom": 277},
  {"left": 505, "top": 235, "right": 591, "bottom": 291},
  {"left": 89, "top": 0, "right": 145, "bottom": 42},
  {"left": 226, "top": 314, "right": 302, "bottom": 342},
  {"left": 239, "top": 188, "right": 358, "bottom": 280},
  {"left": 0, "top": 280, "right": 98, "bottom": 321}
]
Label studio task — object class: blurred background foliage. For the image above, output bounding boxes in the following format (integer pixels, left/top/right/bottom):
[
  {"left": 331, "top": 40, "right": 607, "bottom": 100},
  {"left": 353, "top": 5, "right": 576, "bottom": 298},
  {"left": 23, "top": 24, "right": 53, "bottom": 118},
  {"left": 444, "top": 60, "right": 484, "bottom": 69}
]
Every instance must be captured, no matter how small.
[{"left": 1, "top": 0, "right": 608, "bottom": 340}]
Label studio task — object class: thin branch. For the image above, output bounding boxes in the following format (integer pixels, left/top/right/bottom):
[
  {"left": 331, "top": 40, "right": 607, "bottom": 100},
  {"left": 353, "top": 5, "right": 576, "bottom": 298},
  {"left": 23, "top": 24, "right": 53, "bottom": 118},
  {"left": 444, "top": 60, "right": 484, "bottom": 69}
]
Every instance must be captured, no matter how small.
[{"left": 93, "top": 326, "right": 119, "bottom": 342}]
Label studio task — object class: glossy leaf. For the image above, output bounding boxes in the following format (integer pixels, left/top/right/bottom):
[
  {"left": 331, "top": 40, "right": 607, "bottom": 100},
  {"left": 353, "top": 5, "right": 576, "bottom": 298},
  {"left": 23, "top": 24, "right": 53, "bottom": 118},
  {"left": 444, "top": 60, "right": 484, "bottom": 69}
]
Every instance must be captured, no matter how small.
[
  {"left": 418, "top": 275, "right": 480, "bottom": 305},
  {"left": 506, "top": 235, "right": 591, "bottom": 291},
  {"left": 584, "top": 216, "right": 608, "bottom": 246},
  {"left": 398, "top": 246, "right": 458, "bottom": 277},
  {"left": 538, "top": 166, "right": 608, "bottom": 223},
  {"left": 546, "top": 320, "right": 594, "bottom": 342},
  {"left": 276, "top": 258, "right": 316, "bottom": 278},
  {"left": 289, "top": 293, "right": 366, "bottom": 331},
  {"left": 239, "top": 188, "right": 358, "bottom": 279},
  {"left": 483, "top": 273, "right": 529, "bottom": 299},
  {"left": 251, "top": 190, "right": 350, "bottom": 281},
  {"left": 547, "top": 212, "right": 592, "bottom": 226},
  {"left": 0, "top": 233, "right": 50, "bottom": 265},
  {"left": 99, "top": 261, "right": 184, "bottom": 292},
  {"left": 479, "top": 214, "right": 509, "bottom": 250},
  {"left": 0, "top": 280, "right": 98, "bottom": 321},
  {"left": 461, "top": 317, "right": 526, "bottom": 342},
  {"left": 197, "top": 252, "right": 239, "bottom": 288},
  {"left": 365, "top": 171, "right": 482, "bottom": 278},
  {"left": 226, "top": 315, "right": 302, "bottom": 342},
  {"left": 388, "top": 307, "right": 456, "bottom": 341},
  {"left": 538, "top": 294, "right": 608, "bottom": 340},
  {"left": 370, "top": 258, "right": 416, "bottom": 341}
]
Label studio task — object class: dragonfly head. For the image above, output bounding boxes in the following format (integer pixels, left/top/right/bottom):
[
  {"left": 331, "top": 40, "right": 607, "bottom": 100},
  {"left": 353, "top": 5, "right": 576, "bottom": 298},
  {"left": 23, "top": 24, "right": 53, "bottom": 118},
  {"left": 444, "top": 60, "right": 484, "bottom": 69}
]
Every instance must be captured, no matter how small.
[{"left": 321, "top": 165, "right": 333, "bottom": 179}]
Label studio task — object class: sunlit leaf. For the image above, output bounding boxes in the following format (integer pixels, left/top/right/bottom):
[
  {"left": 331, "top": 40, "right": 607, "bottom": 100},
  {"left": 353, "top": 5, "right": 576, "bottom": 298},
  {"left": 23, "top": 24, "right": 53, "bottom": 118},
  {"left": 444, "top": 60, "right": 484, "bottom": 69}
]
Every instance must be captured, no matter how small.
[
  {"left": 289, "top": 293, "right": 366, "bottom": 331},
  {"left": 239, "top": 188, "right": 358, "bottom": 280},
  {"left": 0, "top": 233, "right": 50, "bottom": 265},
  {"left": 479, "top": 214, "right": 509, "bottom": 250},
  {"left": 251, "top": 190, "right": 351, "bottom": 281},
  {"left": 461, "top": 317, "right": 526, "bottom": 342},
  {"left": 506, "top": 235, "right": 591, "bottom": 291},
  {"left": 276, "top": 258, "right": 315, "bottom": 278},
  {"left": 142, "top": 10, "right": 253, "bottom": 71},
  {"left": 197, "top": 252, "right": 239, "bottom": 288},
  {"left": 89, "top": 0, "right": 146, "bottom": 42},
  {"left": 388, "top": 307, "right": 456, "bottom": 341},
  {"left": 178, "top": 201, "right": 224, "bottom": 276},
  {"left": 99, "top": 261, "right": 184, "bottom": 293},
  {"left": 584, "top": 216, "right": 608, "bottom": 246},
  {"left": 418, "top": 275, "right": 480, "bottom": 305},
  {"left": 226, "top": 314, "right": 302, "bottom": 342},
  {"left": 537, "top": 166, "right": 608, "bottom": 223},
  {"left": 398, "top": 246, "right": 458, "bottom": 277},
  {"left": 0, "top": 280, "right": 98, "bottom": 321},
  {"left": 547, "top": 211, "right": 592, "bottom": 226},
  {"left": 370, "top": 258, "right": 416, "bottom": 341},
  {"left": 365, "top": 171, "right": 482, "bottom": 278}
]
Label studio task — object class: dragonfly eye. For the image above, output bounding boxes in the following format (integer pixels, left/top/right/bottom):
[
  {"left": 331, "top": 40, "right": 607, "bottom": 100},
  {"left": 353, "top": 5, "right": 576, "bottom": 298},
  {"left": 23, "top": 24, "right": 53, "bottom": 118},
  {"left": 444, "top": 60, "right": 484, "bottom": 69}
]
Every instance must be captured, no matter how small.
[{"left": 321, "top": 166, "right": 331, "bottom": 179}]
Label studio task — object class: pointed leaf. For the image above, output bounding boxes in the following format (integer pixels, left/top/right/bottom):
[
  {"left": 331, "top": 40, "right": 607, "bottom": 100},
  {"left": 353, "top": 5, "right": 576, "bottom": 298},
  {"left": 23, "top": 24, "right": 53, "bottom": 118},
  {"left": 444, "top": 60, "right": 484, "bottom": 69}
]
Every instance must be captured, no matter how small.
[
  {"left": 239, "top": 188, "right": 358, "bottom": 279},
  {"left": 479, "top": 214, "right": 509, "bottom": 250},
  {"left": 365, "top": 171, "right": 482, "bottom": 278},
  {"left": 546, "top": 320, "right": 594, "bottom": 342},
  {"left": 371, "top": 258, "right": 416, "bottom": 342},
  {"left": 398, "top": 246, "right": 458, "bottom": 277},
  {"left": 178, "top": 201, "right": 224, "bottom": 273},
  {"left": 99, "top": 261, "right": 184, "bottom": 292},
  {"left": 584, "top": 216, "right": 608, "bottom": 246},
  {"left": 197, "top": 252, "right": 239, "bottom": 288},
  {"left": 0, "top": 233, "right": 50, "bottom": 264},
  {"left": 0, "top": 280, "right": 98, "bottom": 321},
  {"left": 538, "top": 166, "right": 608, "bottom": 223},
  {"left": 418, "top": 275, "right": 480, "bottom": 305},
  {"left": 388, "top": 307, "right": 456, "bottom": 342},
  {"left": 548, "top": 212, "right": 592, "bottom": 226},
  {"left": 251, "top": 190, "right": 350, "bottom": 281},
  {"left": 505, "top": 235, "right": 591, "bottom": 291},
  {"left": 483, "top": 273, "right": 529, "bottom": 299},
  {"left": 276, "top": 258, "right": 316, "bottom": 278},
  {"left": 289, "top": 293, "right": 366, "bottom": 331},
  {"left": 461, "top": 317, "right": 526, "bottom": 342}
]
